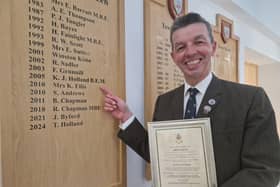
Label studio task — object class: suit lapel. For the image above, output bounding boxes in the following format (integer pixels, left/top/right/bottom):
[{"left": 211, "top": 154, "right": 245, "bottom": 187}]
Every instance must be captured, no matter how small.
[
  {"left": 197, "top": 75, "right": 223, "bottom": 118},
  {"left": 171, "top": 85, "right": 185, "bottom": 120},
  {"left": 168, "top": 76, "right": 223, "bottom": 120}
]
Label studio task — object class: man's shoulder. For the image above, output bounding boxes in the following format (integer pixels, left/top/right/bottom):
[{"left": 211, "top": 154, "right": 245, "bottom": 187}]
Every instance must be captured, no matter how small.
[
  {"left": 158, "top": 84, "right": 184, "bottom": 98},
  {"left": 218, "top": 77, "right": 264, "bottom": 95}
]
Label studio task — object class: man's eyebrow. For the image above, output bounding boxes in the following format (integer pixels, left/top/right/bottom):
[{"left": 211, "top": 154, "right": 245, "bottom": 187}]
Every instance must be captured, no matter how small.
[
  {"left": 174, "top": 41, "right": 184, "bottom": 46},
  {"left": 194, "top": 35, "right": 207, "bottom": 40}
]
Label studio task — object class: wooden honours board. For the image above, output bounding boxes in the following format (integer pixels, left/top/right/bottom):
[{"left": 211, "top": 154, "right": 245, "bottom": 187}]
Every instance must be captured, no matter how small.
[
  {"left": 0, "top": 0, "right": 125, "bottom": 187},
  {"left": 212, "top": 14, "right": 239, "bottom": 82},
  {"left": 144, "top": 0, "right": 187, "bottom": 179},
  {"left": 144, "top": 0, "right": 186, "bottom": 127}
]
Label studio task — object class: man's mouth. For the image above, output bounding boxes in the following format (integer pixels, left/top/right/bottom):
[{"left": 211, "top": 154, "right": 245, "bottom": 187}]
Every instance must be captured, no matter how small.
[{"left": 184, "top": 59, "right": 201, "bottom": 65}]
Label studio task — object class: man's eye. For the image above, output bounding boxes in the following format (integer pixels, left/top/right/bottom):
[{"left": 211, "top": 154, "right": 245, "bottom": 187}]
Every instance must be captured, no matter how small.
[
  {"left": 195, "top": 40, "right": 205, "bottom": 45},
  {"left": 175, "top": 46, "right": 184, "bottom": 52}
]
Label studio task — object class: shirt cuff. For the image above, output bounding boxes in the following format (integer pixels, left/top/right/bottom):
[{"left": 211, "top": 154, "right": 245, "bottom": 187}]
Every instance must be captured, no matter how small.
[{"left": 119, "top": 115, "right": 135, "bottom": 130}]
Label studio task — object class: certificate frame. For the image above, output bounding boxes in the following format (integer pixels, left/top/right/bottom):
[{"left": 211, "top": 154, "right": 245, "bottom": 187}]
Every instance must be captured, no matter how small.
[{"left": 148, "top": 118, "right": 217, "bottom": 187}]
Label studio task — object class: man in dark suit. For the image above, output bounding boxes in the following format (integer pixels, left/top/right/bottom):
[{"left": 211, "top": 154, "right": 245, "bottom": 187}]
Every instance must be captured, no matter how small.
[{"left": 100, "top": 12, "right": 280, "bottom": 186}]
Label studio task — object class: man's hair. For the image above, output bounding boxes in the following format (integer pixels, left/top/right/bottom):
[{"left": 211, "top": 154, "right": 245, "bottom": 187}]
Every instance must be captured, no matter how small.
[{"left": 170, "top": 12, "right": 214, "bottom": 45}]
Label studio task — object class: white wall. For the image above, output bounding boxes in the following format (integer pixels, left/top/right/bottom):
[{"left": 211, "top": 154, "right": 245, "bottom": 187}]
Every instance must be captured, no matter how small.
[
  {"left": 124, "top": 0, "right": 152, "bottom": 187},
  {"left": 124, "top": 0, "right": 280, "bottom": 187},
  {"left": 232, "top": 0, "right": 280, "bottom": 37}
]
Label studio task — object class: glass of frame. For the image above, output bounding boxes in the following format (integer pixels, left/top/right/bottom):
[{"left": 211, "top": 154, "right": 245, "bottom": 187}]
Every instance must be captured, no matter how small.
[{"left": 148, "top": 118, "right": 217, "bottom": 187}]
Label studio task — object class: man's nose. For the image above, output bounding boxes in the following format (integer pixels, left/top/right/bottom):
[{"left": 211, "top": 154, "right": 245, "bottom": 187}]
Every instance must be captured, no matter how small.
[{"left": 184, "top": 45, "right": 196, "bottom": 57}]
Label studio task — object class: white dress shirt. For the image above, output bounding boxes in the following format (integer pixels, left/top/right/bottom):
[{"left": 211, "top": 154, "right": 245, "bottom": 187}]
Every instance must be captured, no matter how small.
[{"left": 183, "top": 72, "right": 213, "bottom": 116}]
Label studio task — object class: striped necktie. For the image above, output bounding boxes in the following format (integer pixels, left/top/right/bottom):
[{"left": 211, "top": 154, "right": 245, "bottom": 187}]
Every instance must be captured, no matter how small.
[{"left": 184, "top": 88, "right": 199, "bottom": 119}]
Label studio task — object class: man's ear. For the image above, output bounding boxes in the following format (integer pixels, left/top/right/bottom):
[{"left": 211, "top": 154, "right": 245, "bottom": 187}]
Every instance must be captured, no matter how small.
[
  {"left": 211, "top": 41, "right": 217, "bottom": 56},
  {"left": 170, "top": 51, "right": 179, "bottom": 66},
  {"left": 170, "top": 51, "right": 175, "bottom": 62}
]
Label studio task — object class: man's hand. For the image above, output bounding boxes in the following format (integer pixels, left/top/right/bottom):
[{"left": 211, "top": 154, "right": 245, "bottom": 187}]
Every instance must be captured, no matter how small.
[{"left": 100, "top": 86, "right": 133, "bottom": 123}]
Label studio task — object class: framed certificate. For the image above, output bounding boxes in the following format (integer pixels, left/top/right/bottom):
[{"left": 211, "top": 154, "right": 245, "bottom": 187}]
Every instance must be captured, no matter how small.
[{"left": 148, "top": 118, "right": 217, "bottom": 187}]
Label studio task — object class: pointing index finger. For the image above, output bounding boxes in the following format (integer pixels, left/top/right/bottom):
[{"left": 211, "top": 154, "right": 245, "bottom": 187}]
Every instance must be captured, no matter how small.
[{"left": 99, "top": 86, "right": 113, "bottom": 96}]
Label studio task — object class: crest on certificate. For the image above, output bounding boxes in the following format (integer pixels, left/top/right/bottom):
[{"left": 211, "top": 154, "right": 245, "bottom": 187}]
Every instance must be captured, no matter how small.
[
  {"left": 176, "top": 133, "right": 183, "bottom": 144},
  {"left": 168, "top": 0, "right": 186, "bottom": 19}
]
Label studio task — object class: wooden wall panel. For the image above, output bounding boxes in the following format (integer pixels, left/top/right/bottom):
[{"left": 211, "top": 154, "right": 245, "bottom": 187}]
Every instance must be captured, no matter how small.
[
  {"left": 144, "top": 0, "right": 188, "bottom": 179},
  {"left": 0, "top": 1, "right": 126, "bottom": 187},
  {"left": 212, "top": 14, "right": 239, "bottom": 82},
  {"left": 144, "top": 0, "right": 186, "bottom": 129},
  {"left": 245, "top": 62, "right": 258, "bottom": 86}
]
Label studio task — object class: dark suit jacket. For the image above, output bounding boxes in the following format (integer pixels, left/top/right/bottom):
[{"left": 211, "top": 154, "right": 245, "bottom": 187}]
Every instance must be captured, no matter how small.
[{"left": 118, "top": 75, "right": 280, "bottom": 187}]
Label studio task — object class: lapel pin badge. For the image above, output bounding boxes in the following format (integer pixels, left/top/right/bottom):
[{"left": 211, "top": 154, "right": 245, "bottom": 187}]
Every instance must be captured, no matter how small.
[
  {"left": 203, "top": 105, "right": 212, "bottom": 114},
  {"left": 208, "top": 98, "right": 216, "bottom": 105}
]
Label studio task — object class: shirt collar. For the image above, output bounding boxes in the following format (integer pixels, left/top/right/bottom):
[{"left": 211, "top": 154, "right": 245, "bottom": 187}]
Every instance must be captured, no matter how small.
[{"left": 184, "top": 72, "right": 213, "bottom": 96}]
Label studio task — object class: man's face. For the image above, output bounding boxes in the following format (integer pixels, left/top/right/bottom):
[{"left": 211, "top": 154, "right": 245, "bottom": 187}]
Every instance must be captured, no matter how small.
[{"left": 171, "top": 23, "right": 216, "bottom": 85}]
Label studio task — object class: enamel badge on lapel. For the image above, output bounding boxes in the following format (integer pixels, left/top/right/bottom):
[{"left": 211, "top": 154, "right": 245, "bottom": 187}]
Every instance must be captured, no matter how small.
[
  {"left": 203, "top": 98, "right": 217, "bottom": 114},
  {"left": 208, "top": 98, "right": 216, "bottom": 106},
  {"left": 203, "top": 105, "right": 212, "bottom": 114}
]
